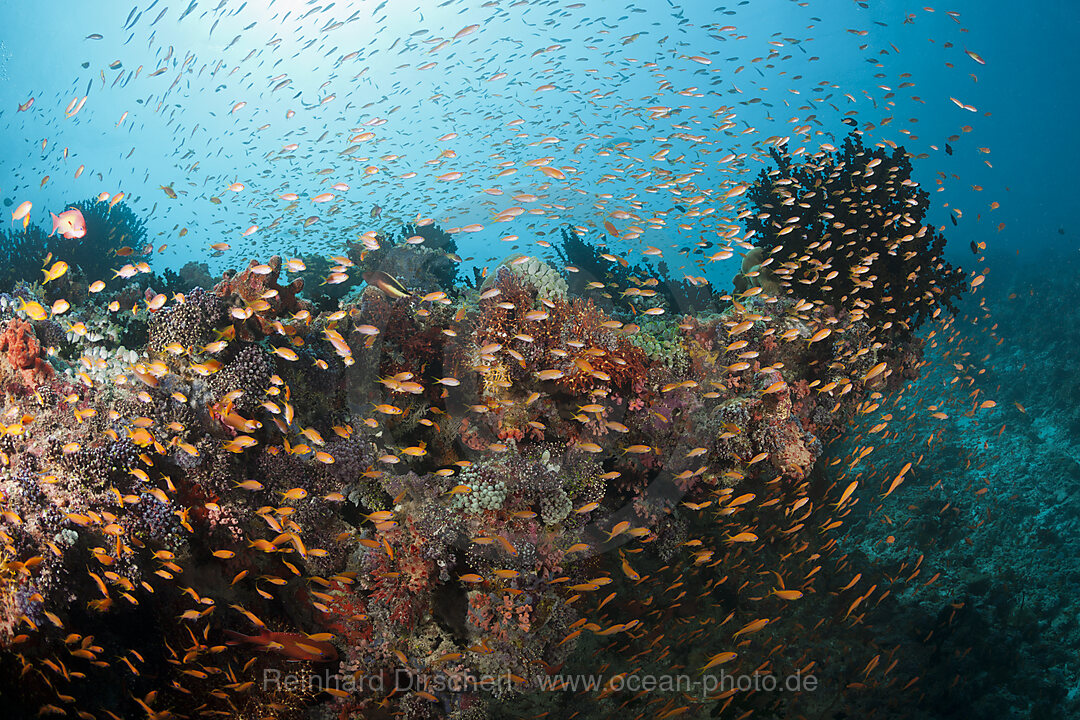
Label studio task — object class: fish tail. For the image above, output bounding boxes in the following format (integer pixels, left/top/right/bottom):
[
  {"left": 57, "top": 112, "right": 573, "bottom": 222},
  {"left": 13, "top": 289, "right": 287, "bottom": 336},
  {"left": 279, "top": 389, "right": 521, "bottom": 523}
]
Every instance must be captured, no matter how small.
[{"left": 223, "top": 629, "right": 255, "bottom": 645}]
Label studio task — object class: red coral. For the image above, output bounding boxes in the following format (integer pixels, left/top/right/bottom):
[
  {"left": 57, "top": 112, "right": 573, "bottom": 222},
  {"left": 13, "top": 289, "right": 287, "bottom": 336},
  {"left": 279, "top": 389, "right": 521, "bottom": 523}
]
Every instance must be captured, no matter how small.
[
  {"left": 352, "top": 286, "right": 451, "bottom": 405},
  {"left": 683, "top": 314, "right": 717, "bottom": 350},
  {"left": 468, "top": 270, "right": 651, "bottom": 395},
  {"left": 0, "top": 318, "right": 53, "bottom": 388},
  {"left": 369, "top": 521, "right": 435, "bottom": 627},
  {"left": 497, "top": 426, "right": 525, "bottom": 442},
  {"left": 321, "top": 580, "right": 374, "bottom": 647},
  {"left": 551, "top": 298, "right": 651, "bottom": 394},
  {"left": 467, "top": 592, "right": 532, "bottom": 638}
]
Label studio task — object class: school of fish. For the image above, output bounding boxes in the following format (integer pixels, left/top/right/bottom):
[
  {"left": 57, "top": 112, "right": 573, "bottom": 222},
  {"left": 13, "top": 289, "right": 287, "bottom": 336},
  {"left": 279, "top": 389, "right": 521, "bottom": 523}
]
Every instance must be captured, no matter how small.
[{"left": 0, "top": 1, "right": 1006, "bottom": 719}]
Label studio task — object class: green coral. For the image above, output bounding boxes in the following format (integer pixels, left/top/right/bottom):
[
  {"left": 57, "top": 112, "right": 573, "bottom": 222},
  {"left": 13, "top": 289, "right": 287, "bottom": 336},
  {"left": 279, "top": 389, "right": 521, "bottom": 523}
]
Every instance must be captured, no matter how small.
[
  {"left": 629, "top": 319, "right": 689, "bottom": 372},
  {"left": 347, "top": 479, "right": 389, "bottom": 513},
  {"left": 452, "top": 469, "right": 507, "bottom": 513},
  {"left": 539, "top": 489, "right": 572, "bottom": 525},
  {"left": 560, "top": 460, "right": 606, "bottom": 503},
  {"left": 489, "top": 254, "right": 568, "bottom": 299}
]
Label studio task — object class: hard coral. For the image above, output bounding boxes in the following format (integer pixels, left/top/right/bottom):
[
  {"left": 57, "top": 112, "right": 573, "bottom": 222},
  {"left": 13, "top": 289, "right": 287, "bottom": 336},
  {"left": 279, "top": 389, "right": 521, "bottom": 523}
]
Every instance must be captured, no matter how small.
[
  {"left": 214, "top": 255, "right": 310, "bottom": 338},
  {"left": 487, "top": 254, "right": 567, "bottom": 299},
  {"left": 732, "top": 246, "right": 781, "bottom": 296},
  {"left": 209, "top": 344, "right": 273, "bottom": 415},
  {"left": 148, "top": 286, "right": 226, "bottom": 355},
  {"left": 0, "top": 318, "right": 53, "bottom": 388}
]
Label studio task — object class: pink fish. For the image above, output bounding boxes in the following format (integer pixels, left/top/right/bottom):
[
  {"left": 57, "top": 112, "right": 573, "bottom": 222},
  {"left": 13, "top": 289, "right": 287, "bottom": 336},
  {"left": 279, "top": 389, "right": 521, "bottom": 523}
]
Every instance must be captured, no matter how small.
[
  {"left": 50, "top": 208, "right": 86, "bottom": 239},
  {"left": 11, "top": 201, "right": 32, "bottom": 226}
]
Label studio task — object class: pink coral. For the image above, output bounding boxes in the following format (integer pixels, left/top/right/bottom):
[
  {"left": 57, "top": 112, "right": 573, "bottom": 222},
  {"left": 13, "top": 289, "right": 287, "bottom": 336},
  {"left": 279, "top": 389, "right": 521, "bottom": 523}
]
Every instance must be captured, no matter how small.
[{"left": 468, "top": 592, "right": 532, "bottom": 637}]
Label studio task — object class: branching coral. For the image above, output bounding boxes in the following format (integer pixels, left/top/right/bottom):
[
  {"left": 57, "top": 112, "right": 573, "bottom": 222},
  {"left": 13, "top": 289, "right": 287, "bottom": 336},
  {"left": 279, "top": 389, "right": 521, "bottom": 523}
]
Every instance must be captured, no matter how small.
[
  {"left": 48, "top": 198, "right": 149, "bottom": 285},
  {"left": 0, "top": 225, "right": 48, "bottom": 290},
  {"left": 346, "top": 221, "right": 461, "bottom": 293},
  {"left": 555, "top": 227, "right": 718, "bottom": 314},
  {"left": 744, "top": 132, "right": 965, "bottom": 338}
]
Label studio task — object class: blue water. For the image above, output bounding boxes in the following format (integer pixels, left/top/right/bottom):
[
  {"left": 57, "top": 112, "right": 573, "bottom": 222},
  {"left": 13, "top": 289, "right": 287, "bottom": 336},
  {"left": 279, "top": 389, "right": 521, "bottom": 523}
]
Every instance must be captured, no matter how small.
[
  {"left": 7, "top": 0, "right": 1072, "bottom": 276},
  {"left": 1, "top": 1, "right": 1078, "bottom": 718}
]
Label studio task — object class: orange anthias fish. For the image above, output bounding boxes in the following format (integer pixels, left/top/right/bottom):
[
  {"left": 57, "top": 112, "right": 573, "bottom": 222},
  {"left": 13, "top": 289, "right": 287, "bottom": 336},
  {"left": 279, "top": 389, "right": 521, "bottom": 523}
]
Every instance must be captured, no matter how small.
[{"left": 224, "top": 630, "right": 338, "bottom": 662}]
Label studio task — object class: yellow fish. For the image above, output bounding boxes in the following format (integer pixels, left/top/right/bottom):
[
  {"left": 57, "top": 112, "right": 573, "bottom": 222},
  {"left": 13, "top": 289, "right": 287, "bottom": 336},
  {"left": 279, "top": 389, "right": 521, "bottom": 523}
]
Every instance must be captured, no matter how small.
[
  {"left": 42, "top": 260, "right": 69, "bottom": 284},
  {"left": 18, "top": 298, "right": 48, "bottom": 321}
]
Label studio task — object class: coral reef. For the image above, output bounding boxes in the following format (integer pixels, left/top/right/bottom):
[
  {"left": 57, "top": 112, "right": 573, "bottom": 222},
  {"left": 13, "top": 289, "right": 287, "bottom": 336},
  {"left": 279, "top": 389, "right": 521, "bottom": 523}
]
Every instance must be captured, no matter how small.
[{"left": 0, "top": 201, "right": 959, "bottom": 720}]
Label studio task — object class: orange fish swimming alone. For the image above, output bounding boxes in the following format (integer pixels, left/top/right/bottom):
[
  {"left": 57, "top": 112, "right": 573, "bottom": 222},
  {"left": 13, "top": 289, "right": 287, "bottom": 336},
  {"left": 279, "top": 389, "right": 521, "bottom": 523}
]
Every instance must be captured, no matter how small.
[{"left": 224, "top": 629, "right": 338, "bottom": 662}]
